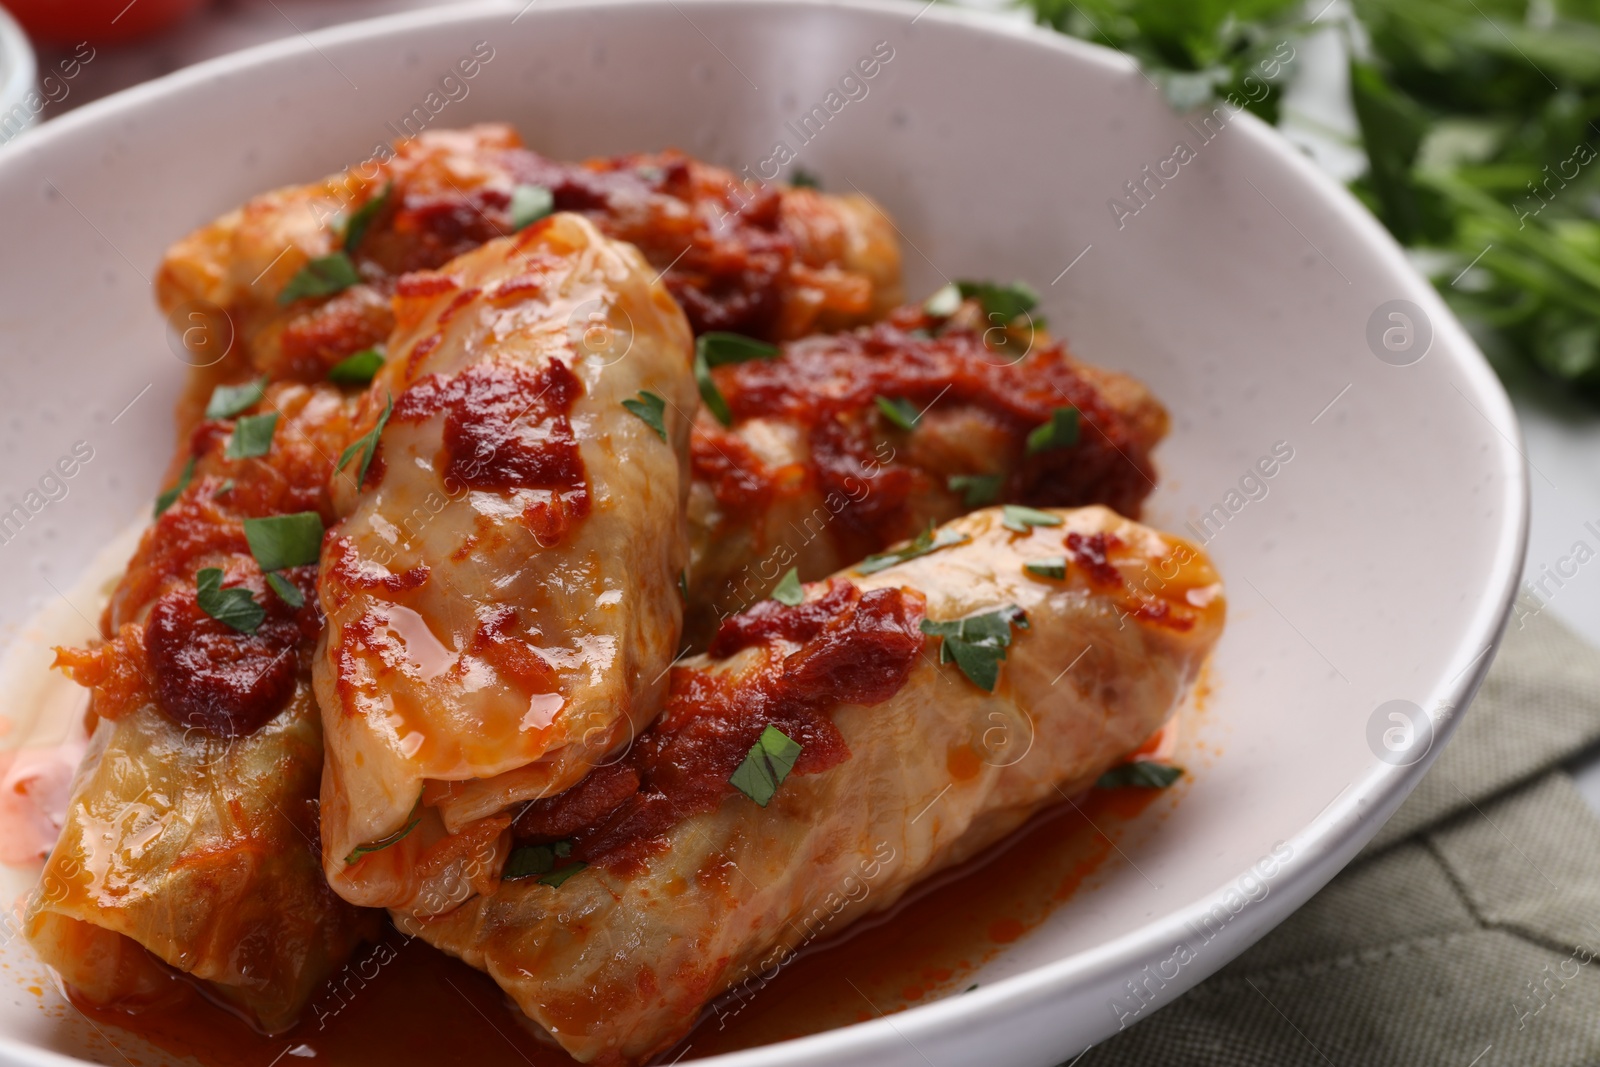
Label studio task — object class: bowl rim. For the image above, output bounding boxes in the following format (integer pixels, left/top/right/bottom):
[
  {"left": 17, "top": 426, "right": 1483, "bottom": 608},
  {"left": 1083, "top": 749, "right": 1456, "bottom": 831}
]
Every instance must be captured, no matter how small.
[
  {"left": 0, "top": 1, "right": 1531, "bottom": 1064},
  {"left": 0, "top": 3, "right": 37, "bottom": 145}
]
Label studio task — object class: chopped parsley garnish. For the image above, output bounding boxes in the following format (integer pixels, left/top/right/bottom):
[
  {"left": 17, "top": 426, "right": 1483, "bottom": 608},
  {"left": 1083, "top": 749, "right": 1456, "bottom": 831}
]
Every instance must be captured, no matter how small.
[
  {"left": 505, "top": 840, "right": 583, "bottom": 886},
  {"left": 538, "top": 862, "right": 588, "bottom": 888},
  {"left": 344, "top": 815, "right": 421, "bottom": 865},
  {"left": 855, "top": 523, "right": 969, "bottom": 575},
  {"left": 342, "top": 181, "right": 392, "bottom": 253},
  {"left": 1001, "top": 504, "right": 1063, "bottom": 534},
  {"left": 328, "top": 346, "right": 385, "bottom": 385},
  {"left": 920, "top": 605, "right": 1029, "bottom": 692},
  {"left": 278, "top": 252, "right": 361, "bottom": 305},
  {"left": 205, "top": 377, "right": 266, "bottom": 420},
  {"left": 154, "top": 456, "right": 195, "bottom": 517},
  {"left": 214, "top": 479, "right": 235, "bottom": 497},
  {"left": 337, "top": 392, "right": 393, "bottom": 489},
  {"left": 504, "top": 840, "right": 573, "bottom": 880},
  {"left": 622, "top": 390, "right": 669, "bottom": 443},
  {"left": 195, "top": 567, "right": 264, "bottom": 635},
  {"left": 265, "top": 572, "right": 304, "bottom": 609},
  {"left": 225, "top": 412, "right": 278, "bottom": 460},
  {"left": 924, "top": 281, "right": 1041, "bottom": 331},
  {"left": 1026, "top": 406, "right": 1080, "bottom": 455},
  {"left": 698, "top": 332, "right": 780, "bottom": 368},
  {"left": 770, "top": 567, "right": 804, "bottom": 606},
  {"left": 958, "top": 280, "right": 1039, "bottom": 324},
  {"left": 729, "top": 725, "right": 803, "bottom": 807},
  {"left": 1096, "top": 762, "right": 1184, "bottom": 790},
  {"left": 244, "top": 512, "right": 325, "bottom": 571},
  {"left": 923, "top": 283, "right": 962, "bottom": 319},
  {"left": 695, "top": 352, "right": 732, "bottom": 425},
  {"left": 789, "top": 168, "right": 822, "bottom": 189},
  {"left": 678, "top": 569, "right": 689, "bottom": 601},
  {"left": 875, "top": 395, "right": 921, "bottom": 431},
  {"left": 694, "top": 333, "right": 780, "bottom": 427},
  {"left": 509, "top": 184, "right": 554, "bottom": 231},
  {"left": 1024, "top": 557, "right": 1067, "bottom": 580},
  {"left": 948, "top": 473, "right": 1002, "bottom": 507}
]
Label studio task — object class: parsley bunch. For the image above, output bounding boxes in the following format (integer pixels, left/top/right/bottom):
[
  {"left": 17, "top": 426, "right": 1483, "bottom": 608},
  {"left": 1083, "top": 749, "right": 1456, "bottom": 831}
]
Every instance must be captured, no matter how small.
[
  {"left": 1020, "top": 0, "right": 1600, "bottom": 407},
  {"left": 1350, "top": 0, "right": 1600, "bottom": 402},
  {"left": 1025, "top": 0, "right": 1305, "bottom": 120}
]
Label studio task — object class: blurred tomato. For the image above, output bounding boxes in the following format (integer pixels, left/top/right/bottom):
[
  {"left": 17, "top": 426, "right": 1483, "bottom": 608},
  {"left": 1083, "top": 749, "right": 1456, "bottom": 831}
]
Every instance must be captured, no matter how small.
[{"left": 3, "top": 0, "right": 209, "bottom": 45}]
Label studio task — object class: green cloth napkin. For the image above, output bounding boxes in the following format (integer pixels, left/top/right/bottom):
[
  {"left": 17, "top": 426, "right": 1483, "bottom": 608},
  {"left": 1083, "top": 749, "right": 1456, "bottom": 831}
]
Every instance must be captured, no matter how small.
[{"left": 1082, "top": 612, "right": 1600, "bottom": 1067}]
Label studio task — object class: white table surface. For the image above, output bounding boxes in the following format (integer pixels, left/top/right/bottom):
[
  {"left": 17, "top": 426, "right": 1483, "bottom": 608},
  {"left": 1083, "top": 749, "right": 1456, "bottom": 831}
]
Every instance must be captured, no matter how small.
[{"left": 11, "top": 0, "right": 1600, "bottom": 794}]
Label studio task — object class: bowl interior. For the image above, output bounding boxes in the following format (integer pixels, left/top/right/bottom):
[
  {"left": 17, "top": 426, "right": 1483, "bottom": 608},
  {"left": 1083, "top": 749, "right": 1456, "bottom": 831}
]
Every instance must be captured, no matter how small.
[{"left": 0, "top": 2, "right": 1524, "bottom": 1065}]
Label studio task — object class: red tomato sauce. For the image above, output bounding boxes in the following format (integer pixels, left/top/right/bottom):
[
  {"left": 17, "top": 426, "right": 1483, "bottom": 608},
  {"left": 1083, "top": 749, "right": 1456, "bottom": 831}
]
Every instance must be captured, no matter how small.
[
  {"left": 514, "top": 580, "right": 927, "bottom": 872},
  {"left": 692, "top": 312, "right": 1157, "bottom": 558},
  {"left": 57, "top": 786, "right": 1164, "bottom": 1067}
]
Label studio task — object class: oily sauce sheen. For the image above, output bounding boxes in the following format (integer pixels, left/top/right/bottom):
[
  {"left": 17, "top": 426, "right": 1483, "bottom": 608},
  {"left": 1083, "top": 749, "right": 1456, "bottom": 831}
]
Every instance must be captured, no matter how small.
[
  {"left": 692, "top": 306, "right": 1156, "bottom": 556},
  {"left": 65, "top": 786, "right": 1165, "bottom": 1067},
  {"left": 272, "top": 136, "right": 870, "bottom": 385},
  {"left": 512, "top": 581, "right": 926, "bottom": 872}
]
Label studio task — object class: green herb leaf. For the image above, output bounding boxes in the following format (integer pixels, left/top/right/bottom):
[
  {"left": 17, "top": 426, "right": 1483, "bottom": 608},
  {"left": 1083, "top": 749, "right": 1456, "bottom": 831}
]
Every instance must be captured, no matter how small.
[
  {"left": 920, "top": 605, "right": 1029, "bottom": 692},
  {"left": 510, "top": 184, "right": 554, "bottom": 231},
  {"left": 855, "top": 523, "right": 970, "bottom": 575},
  {"left": 1026, "top": 407, "right": 1080, "bottom": 455},
  {"left": 923, "top": 283, "right": 962, "bottom": 319},
  {"left": 1096, "top": 761, "right": 1184, "bottom": 789},
  {"left": 538, "top": 862, "right": 587, "bottom": 888},
  {"left": 957, "top": 280, "right": 1039, "bottom": 324},
  {"left": 225, "top": 412, "right": 278, "bottom": 460},
  {"left": 729, "top": 725, "right": 803, "bottom": 807},
  {"left": 678, "top": 569, "right": 689, "bottom": 602},
  {"left": 343, "top": 815, "right": 421, "bottom": 865},
  {"left": 215, "top": 478, "right": 235, "bottom": 497},
  {"left": 693, "top": 333, "right": 779, "bottom": 427},
  {"left": 789, "top": 168, "right": 822, "bottom": 189},
  {"left": 328, "top": 346, "right": 386, "bottom": 386},
  {"left": 154, "top": 456, "right": 195, "bottom": 518},
  {"left": 1001, "top": 504, "right": 1064, "bottom": 534},
  {"left": 1349, "top": 59, "right": 1435, "bottom": 246},
  {"left": 622, "top": 390, "right": 669, "bottom": 443},
  {"left": 875, "top": 395, "right": 921, "bottom": 431},
  {"left": 504, "top": 841, "right": 577, "bottom": 880},
  {"left": 1021, "top": 0, "right": 1300, "bottom": 124},
  {"left": 698, "top": 332, "right": 780, "bottom": 368},
  {"left": 265, "top": 571, "right": 305, "bottom": 609},
  {"left": 948, "top": 473, "right": 1002, "bottom": 507},
  {"left": 770, "top": 567, "right": 804, "bottom": 606},
  {"left": 694, "top": 351, "right": 732, "bottom": 426},
  {"left": 278, "top": 252, "right": 361, "bottom": 305},
  {"left": 343, "top": 181, "right": 393, "bottom": 253},
  {"left": 337, "top": 392, "right": 393, "bottom": 489},
  {"left": 205, "top": 377, "right": 266, "bottom": 420},
  {"left": 1024, "top": 557, "right": 1067, "bottom": 580},
  {"left": 244, "top": 512, "right": 325, "bottom": 571},
  {"left": 195, "top": 567, "right": 265, "bottom": 635}
]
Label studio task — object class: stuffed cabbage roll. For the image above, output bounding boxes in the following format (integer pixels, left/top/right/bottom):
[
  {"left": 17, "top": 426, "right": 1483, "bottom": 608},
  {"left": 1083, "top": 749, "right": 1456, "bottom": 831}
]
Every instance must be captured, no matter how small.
[
  {"left": 685, "top": 296, "right": 1167, "bottom": 640},
  {"left": 26, "top": 382, "right": 377, "bottom": 1034},
  {"left": 156, "top": 123, "right": 900, "bottom": 385},
  {"left": 400, "top": 504, "right": 1225, "bottom": 1063},
  {"left": 315, "top": 214, "right": 697, "bottom": 917}
]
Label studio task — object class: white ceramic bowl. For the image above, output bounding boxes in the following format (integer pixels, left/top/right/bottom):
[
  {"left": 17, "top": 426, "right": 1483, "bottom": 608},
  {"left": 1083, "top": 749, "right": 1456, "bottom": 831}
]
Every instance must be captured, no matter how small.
[
  {"left": 0, "top": 2, "right": 1527, "bottom": 1065},
  {"left": 0, "top": 4, "right": 37, "bottom": 145}
]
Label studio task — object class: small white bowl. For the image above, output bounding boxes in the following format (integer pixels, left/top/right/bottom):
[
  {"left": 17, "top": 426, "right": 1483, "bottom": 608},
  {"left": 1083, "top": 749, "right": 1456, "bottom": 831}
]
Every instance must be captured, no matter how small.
[
  {"left": 0, "top": 4, "right": 37, "bottom": 146},
  {"left": 0, "top": 2, "right": 1527, "bottom": 1065}
]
